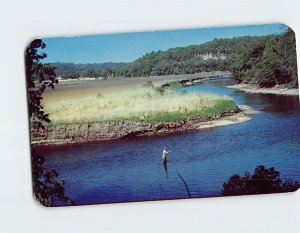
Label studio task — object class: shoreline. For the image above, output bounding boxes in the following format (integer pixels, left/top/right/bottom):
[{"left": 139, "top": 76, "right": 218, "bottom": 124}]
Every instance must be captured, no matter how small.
[
  {"left": 227, "top": 84, "right": 299, "bottom": 96},
  {"left": 31, "top": 110, "right": 251, "bottom": 146}
]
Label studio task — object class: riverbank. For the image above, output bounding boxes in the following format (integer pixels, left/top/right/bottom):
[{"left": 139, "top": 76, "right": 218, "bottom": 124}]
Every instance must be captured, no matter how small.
[
  {"left": 227, "top": 84, "right": 299, "bottom": 96},
  {"left": 31, "top": 110, "right": 250, "bottom": 145}
]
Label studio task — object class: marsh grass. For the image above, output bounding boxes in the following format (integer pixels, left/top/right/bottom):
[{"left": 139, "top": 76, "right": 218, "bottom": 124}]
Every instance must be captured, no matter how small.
[{"left": 42, "top": 85, "right": 237, "bottom": 126}]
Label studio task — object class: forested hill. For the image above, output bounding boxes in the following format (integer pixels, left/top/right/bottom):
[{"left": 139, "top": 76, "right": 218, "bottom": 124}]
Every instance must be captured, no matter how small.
[
  {"left": 115, "top": 36, "right": 264, "bottom": 77},
  {"left": 49, "top": 28, "right": 298, "bottom": 88},
  {"left": 231, "top": 28, "right": 298, "bottom": 87},
  {"left": 49, "top": 62, "right": 127, "bottom": 79},
  {"left": 116, "top": 29, "right": 297, "bottom": 87}
]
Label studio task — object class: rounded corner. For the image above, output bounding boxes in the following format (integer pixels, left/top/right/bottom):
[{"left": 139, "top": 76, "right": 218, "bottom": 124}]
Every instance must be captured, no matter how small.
[
  {"left": 32, "top": 195, "right": 52, "bottom": 208},
  {"left": 292, "top": 185, "right": 300, "bottom": 193},
  {"left": 279, "top": 23, "right": 296, "bottom": 35}
]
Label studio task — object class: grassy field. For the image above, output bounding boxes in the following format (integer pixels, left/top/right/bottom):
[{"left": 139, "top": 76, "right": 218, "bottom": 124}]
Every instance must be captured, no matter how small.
[{"left": 42, "top": 82, "right": 238, "bottom": 126}]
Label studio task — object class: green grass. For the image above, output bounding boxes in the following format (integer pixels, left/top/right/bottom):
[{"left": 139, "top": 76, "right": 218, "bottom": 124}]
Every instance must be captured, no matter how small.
[
  {"left": 140, "top": 99, "right": 238, "bottom": 123},
  {"left": 44, "top": 99, "right": 238, "bottom": 126}
]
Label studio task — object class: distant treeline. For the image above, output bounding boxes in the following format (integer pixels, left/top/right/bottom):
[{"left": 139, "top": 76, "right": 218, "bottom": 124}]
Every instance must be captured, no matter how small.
[
  {"left": 50, "top": 62, "right": 127, "bottom": 79},
  {"left": 48, "top": 28, "right": 298, "bottom": 87}
]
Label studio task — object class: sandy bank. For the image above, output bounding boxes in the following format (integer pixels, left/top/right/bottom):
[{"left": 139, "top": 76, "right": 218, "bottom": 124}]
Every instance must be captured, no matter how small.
[
  {"left": 31, "top": 111, "right": 250, "bottom": 145},
  {"left": 195, "top": 112, "right": 250, "bottom": 129},
  {"left": 227, "top": 84, "right": 299, "bottom": 96}
]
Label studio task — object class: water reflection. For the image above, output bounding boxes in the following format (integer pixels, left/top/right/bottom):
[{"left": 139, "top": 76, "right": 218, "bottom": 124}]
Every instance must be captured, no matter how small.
[
  {"left": 262, "top": 94, "right": 300, "bottom": 113},
  {"left": 235, "top": 91, "right": 299, "bottom": 113},
  {"left": 162, "top": 160, "right": 168, "bottom": 178}
]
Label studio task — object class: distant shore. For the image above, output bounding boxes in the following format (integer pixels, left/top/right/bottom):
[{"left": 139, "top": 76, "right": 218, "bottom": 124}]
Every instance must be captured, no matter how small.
[
  {"left": 43, "top": 71, "right": 231, "bottom": 97},
  {"left": 227, "top": 84, "right": 299, "bottom": 96}
]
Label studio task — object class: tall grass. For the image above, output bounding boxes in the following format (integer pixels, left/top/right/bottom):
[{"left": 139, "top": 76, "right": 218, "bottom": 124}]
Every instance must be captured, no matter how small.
[{"left": 43, "top": 86, "right": 237, "bottom": 125}]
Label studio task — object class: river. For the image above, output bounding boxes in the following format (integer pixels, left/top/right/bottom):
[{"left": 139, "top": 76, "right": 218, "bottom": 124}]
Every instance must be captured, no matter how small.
[{"left": 37, "top": 79, "right": 300, "bottom": 206}]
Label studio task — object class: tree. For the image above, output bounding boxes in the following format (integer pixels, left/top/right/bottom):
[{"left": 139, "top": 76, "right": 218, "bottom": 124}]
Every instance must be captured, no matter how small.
[
  {"left": 230, "top": 28, "right": 298, "bottom": 87},
  {"left": 223, "top": 165, "right": 299, "bottom": 196},
  {"left": 26, "top": 39, "right": 75, "bottom": 206},
  {"left": 31, "top": 148, "right": 75, "bottom": 206},
  {"left": 26, "top": 39, "right": 57, "bottom": 129}
]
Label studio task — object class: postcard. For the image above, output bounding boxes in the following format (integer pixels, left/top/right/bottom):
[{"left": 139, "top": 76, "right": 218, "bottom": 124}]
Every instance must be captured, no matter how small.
[{"left": 25, "top": 23, "right": 300, "bottom": 206}]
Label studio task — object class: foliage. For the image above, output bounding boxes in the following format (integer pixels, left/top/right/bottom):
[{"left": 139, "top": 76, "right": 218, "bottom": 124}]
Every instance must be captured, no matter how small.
[
  {"left": 223, "top": 165, "right": 299, "bottom": 196},
  {"left": 113, "top": 36, "right": 276, "bottom": 78},
  {"left": 49, "top": 62, "right": 126, "bottom": 79},
  {"left": 231, "top": 28, "right": 298, "bottom": 87},
  {"left": 25, "top": 39, "right": 57, "bottom": 129},
  {"left": 31, "top": 148, "right": 75, "bottom": 206},
  {"left": 26, "top": 39, "right": 75, "bottom": 206}
]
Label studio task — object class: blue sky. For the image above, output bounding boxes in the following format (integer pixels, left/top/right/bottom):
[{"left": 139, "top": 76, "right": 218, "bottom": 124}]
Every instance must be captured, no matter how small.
[{"left": 42, "top": 24, "right": 287, "bottom": 63}]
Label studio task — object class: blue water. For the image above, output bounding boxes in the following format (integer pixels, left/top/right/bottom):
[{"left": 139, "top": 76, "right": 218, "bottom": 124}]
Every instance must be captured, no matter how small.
[{"left": 38, "top": 79, "right": 300, "bottom": 205}]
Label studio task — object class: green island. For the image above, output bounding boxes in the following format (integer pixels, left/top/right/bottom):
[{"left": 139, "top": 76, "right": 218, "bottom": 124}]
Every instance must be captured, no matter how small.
[
  {"left": 32, "top": 75, "right": 247, "bottom": 145},
  {"left": 43, "top": 80, "right": 237, "bottom": 125}
]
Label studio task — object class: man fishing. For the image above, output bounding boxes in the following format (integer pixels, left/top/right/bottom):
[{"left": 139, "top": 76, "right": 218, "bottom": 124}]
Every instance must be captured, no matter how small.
[{"left": 162, "top": 146, "right": 172, "bottom": 164}]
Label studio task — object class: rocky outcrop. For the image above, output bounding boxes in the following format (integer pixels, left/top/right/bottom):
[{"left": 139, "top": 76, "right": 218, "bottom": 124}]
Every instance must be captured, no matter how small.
[{"left": 31, "top": 111, "right": 250, "bottom": 145}]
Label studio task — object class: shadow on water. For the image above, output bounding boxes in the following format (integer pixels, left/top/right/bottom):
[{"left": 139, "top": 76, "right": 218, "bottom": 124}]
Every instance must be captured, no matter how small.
[
  {"left": 162, "top": 160, "right": 191, "bottom": 198},
  {"left": 176, "top": 169, "right": 192, "bottom": 198},
  {"left": 239, "top": 91, "right": 299, "bottom": 113},
  {"left": 162, "top": 161, "right": 168, "bottom": 178},
  {"left": 262, "top": 94, "right": 300, "bottom": 113}
]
